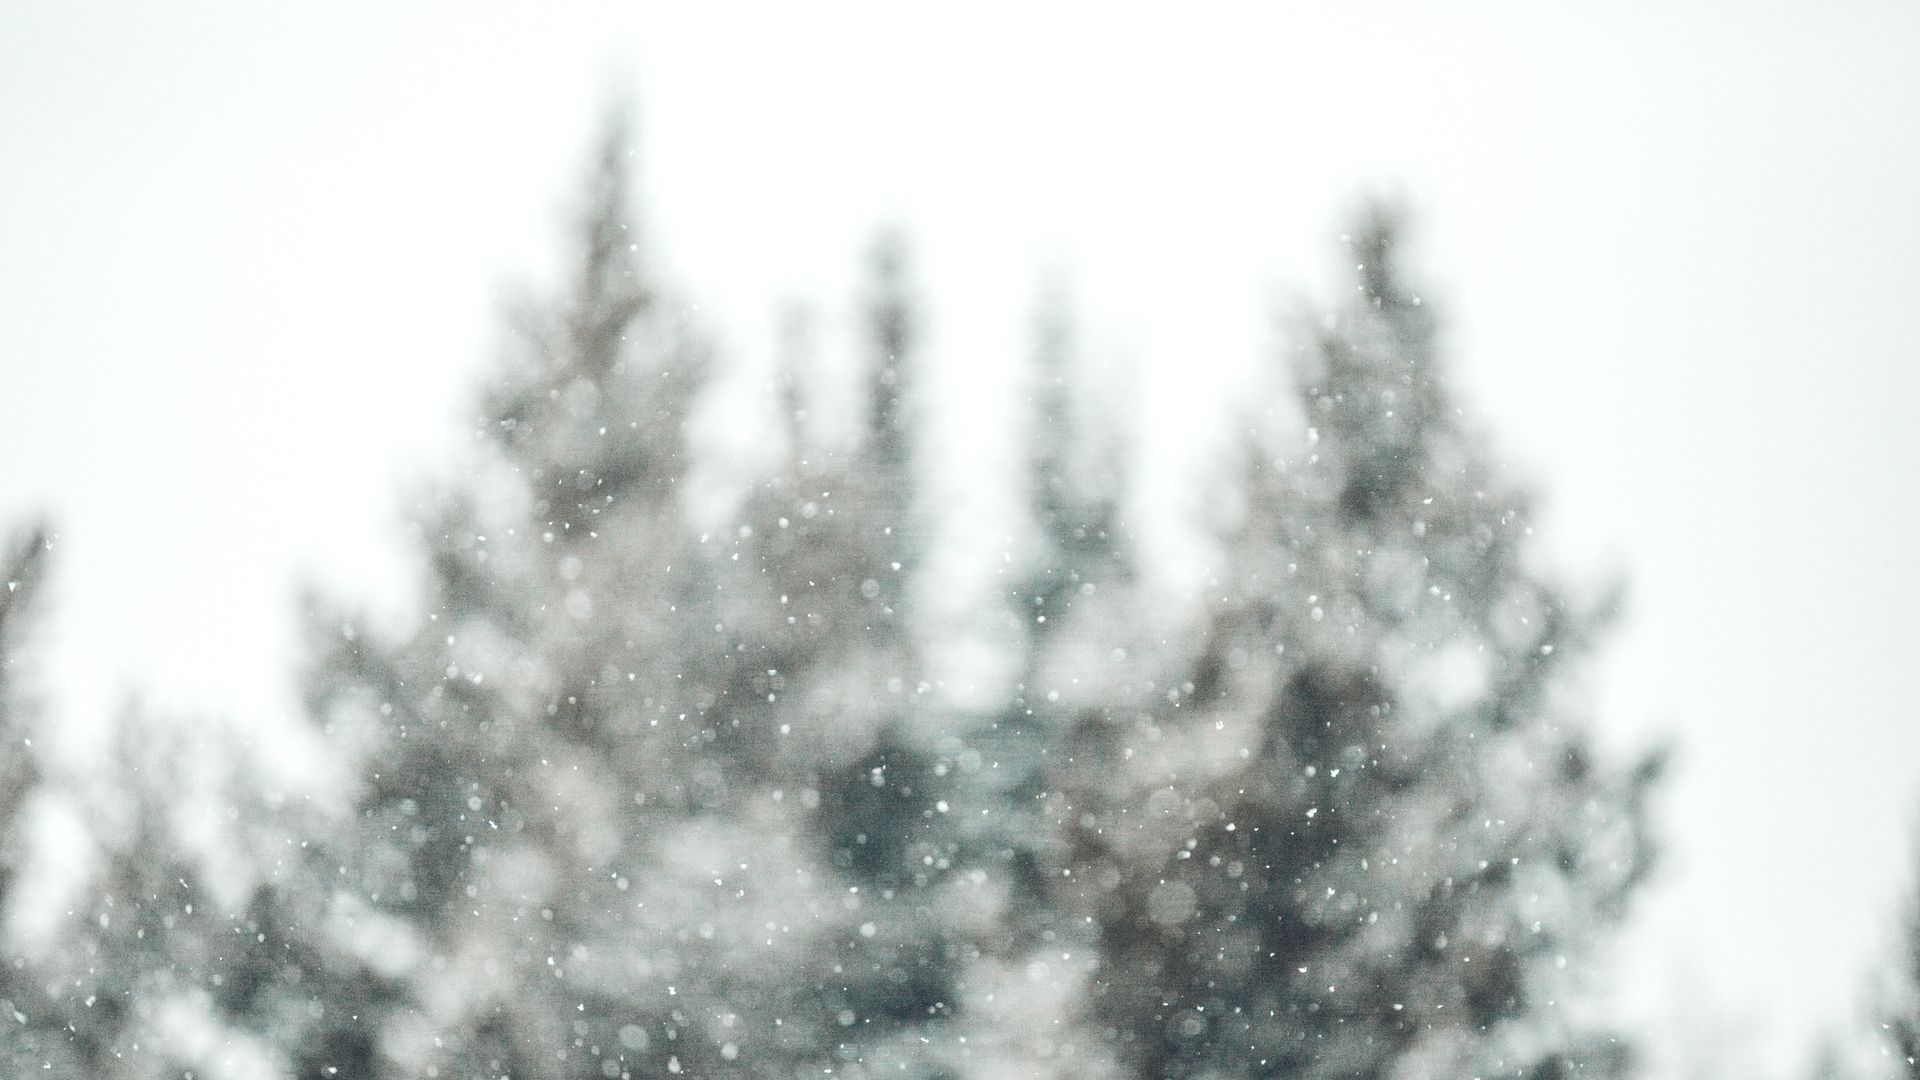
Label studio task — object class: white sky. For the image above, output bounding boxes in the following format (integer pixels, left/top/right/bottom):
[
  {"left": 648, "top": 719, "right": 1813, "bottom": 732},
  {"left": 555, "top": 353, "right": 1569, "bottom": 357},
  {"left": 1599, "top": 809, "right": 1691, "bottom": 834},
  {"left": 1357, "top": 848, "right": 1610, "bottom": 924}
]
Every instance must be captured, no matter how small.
[{"left": 4, "top": 3, "right": 1920, "bottom": 1075}]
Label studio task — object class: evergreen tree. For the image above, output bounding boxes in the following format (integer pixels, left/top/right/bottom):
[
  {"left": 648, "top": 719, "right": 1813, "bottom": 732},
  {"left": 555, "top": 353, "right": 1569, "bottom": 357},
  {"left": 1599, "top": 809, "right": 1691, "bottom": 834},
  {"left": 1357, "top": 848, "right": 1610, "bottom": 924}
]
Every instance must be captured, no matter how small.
[
  {"left": 0, "top": 522, "right": 337, "bottom": 1076},
  {"left": 0, "top": 523, "right": 83, "bottom": 1075},
  {"left": 0, "top": 526, "right": 47, "bottom": 922},
  {"left": 1065, "top": 205, "right": 1660, "bottom": 1080},
  {"left": 303, "top": 118, "right": 896, "bottom": 1080},
  {"left": 1812, "top": 816, "right": 1920, "bottom": 1080},
  {"left": 759, "top": 233, "right": 972, "bottom": 1078},
  {"left": 1019, "top": 296, "right": 1130, "bottom": 645},
  {"left": 1881, "top": 844, "right": 1920, "bottom": 1079},
  {"left": 42, "top": 711, "right": 303, "bottom": 1079},
  {"left": 942, "top": 298, "right": 1138, "bottom": 1080}
]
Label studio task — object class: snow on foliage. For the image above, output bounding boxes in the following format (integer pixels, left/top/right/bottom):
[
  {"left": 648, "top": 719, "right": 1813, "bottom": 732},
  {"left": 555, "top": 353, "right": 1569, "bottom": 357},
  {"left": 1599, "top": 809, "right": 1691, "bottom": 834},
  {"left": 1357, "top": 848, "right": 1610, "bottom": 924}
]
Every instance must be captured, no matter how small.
[{"left": 0, "top": 126, "right": 1664, "bottom": 1080}]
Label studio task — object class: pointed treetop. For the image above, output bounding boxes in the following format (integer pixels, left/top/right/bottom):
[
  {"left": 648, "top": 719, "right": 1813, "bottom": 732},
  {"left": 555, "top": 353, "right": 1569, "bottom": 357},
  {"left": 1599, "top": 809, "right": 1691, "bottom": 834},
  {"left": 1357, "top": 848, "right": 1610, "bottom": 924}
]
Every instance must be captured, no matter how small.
[
  {"left": 565, "top": 108, "right": 651, "bottom": 375},
  {"left": 0, "top": 521, "right": 50, "bottom": 894},
  {"left": 864, "top": 229, "right": 917, "bottom": 456},
  {"left": 0, "top": 523, "right": 49, "bottom": 639},
  {"left": 1029, "top": 295, "right": 1071, "bottom": 526},
  {"left": 1348, "top": 198, "right": 1412, "bottom": 306},
  {"left": 1294, "top": 199, "right": 1448, "bottom": 524},
  {"left": 769, "top": 301, "right": 815, "bottom": 467}
]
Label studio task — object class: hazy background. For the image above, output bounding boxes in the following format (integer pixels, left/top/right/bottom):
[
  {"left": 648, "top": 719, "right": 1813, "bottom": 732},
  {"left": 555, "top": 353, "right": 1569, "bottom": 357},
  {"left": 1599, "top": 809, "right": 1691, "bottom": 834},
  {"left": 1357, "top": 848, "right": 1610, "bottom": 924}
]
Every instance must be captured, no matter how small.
[{"left": 4, "top": 3, "right": 1919, "bottom": 1075}]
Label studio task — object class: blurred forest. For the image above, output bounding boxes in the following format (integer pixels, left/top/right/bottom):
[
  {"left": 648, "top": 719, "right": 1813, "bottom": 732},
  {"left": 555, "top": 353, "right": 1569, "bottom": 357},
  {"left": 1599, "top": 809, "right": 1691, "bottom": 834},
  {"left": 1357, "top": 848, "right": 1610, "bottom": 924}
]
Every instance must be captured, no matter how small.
[{"left": 0, "top": 117, "right": 1909, "bottom": 1080}]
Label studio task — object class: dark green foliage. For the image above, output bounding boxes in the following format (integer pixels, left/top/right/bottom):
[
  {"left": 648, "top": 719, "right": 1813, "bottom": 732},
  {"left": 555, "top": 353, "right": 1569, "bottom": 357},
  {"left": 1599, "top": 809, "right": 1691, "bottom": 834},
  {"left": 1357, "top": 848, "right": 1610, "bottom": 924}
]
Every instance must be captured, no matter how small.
[
  {"left": 1880, "top": 849, "right": 1920, "bottom": 1079},
  {"left": 299, "top": 121, "right": 955, "bottom": 1080},
  {"left": 0, "top": 524, "right": 75, "bottom": 1076},
  {"left": 1061, "top": 206, "right": 1660, "bottom": 1080},
  {"left": 305, "top": 118, "right": 789, "bottom": 1079},
  {"left": 0, "top": 524, "right": 48, "bottom": 900},
  {"left": 0, "top": 531, "right": 340, "bottom": 1079},
  {"left": 0, "top": 130, "right": 1659, "bottom": 1080}
]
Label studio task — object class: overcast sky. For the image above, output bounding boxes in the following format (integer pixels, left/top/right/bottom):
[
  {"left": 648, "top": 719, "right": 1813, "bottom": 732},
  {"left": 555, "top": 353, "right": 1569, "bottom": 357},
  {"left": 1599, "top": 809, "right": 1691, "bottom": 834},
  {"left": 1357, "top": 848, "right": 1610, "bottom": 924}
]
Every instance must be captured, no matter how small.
[{"left": 5, "top": 3, "right": 1920, "bottom": 1075}]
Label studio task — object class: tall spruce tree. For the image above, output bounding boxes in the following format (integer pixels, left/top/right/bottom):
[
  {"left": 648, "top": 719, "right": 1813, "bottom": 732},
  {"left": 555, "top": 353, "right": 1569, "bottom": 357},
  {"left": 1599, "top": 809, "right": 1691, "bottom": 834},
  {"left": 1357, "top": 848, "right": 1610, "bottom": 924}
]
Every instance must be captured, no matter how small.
[
  {"left": 1815, "top": 825, "right": 1920, "bottom": 1080},
  {"left": 0, "top": 526, "right": 45, "bottom": 915},
  {"left": 0, "top": 523, "right": 82, "bottom": 1075},
  {"left": 0, "top": 525, "right": 361, "bottom": 1079},
  {"left": 942, "top": 299, "right": 1138, "bottom": 1080},
  {"left": 772, "top": 233, "right": 976, "bottom": 1078},
  {"left": 1064, "top": 205, "right": 1660, "bottom": 1080},
  {"left": 39, "top": 710, "right": 316, "bottom": 1080},
  {"left": 1880, "top": 841, "right": 1920, "bottom": 1079},
  {"left": 1010, "top": 291, "right": 1139, "bottom": 727},
  {"left": 0, "top": 532, "right": 259, "bottom": 1080},
  {"left": 302, "top": 120, "right": 937, "bottom": 1080}
]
